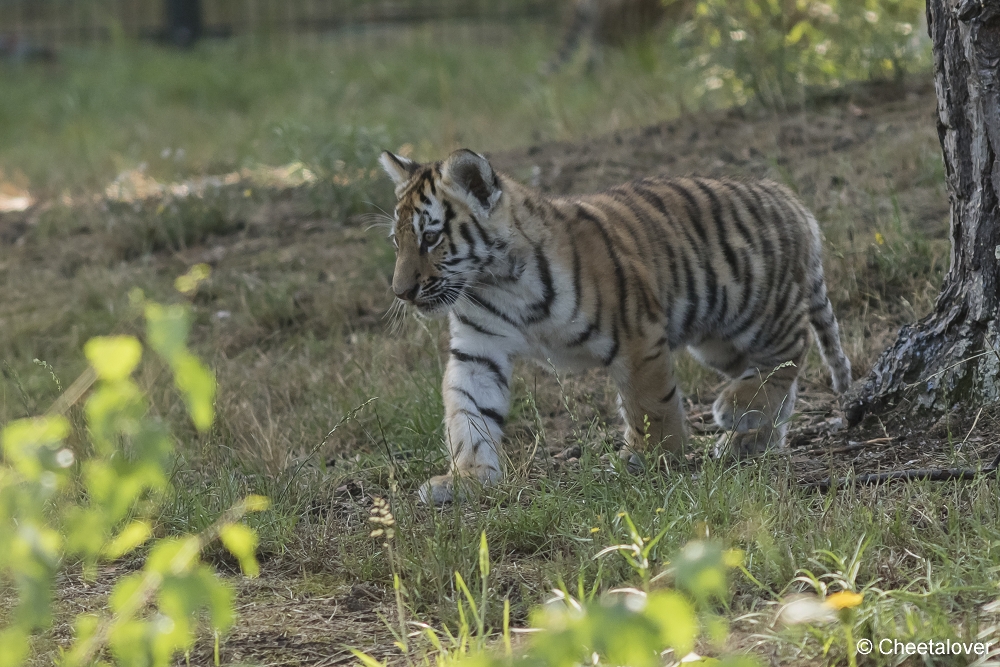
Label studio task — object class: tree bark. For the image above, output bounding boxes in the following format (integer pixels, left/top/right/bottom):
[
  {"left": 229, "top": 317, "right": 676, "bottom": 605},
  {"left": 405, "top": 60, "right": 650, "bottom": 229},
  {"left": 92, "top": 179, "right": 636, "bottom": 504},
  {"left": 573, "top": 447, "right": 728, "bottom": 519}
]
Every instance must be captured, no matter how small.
[{"left": 845, "top": 0, "right": 1000, "bottom": 426}]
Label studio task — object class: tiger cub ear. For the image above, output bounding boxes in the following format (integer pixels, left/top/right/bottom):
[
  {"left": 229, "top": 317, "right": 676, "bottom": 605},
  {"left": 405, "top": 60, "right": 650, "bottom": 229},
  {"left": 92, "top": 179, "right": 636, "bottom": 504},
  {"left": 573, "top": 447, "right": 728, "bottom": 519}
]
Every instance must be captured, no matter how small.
[
  {"left": 441, "top": 149, "right": 502, "bottom": 217},
  {"left": 379, "top": 151, "right": 419, "bottom": 193}
]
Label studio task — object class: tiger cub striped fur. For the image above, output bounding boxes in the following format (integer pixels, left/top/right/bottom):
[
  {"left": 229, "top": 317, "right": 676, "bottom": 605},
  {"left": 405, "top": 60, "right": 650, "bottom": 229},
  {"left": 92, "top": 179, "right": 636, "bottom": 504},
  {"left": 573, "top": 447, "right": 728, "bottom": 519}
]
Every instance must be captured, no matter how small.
[{"left": 379, "top": 149, "right": 851, "bottom": 504}]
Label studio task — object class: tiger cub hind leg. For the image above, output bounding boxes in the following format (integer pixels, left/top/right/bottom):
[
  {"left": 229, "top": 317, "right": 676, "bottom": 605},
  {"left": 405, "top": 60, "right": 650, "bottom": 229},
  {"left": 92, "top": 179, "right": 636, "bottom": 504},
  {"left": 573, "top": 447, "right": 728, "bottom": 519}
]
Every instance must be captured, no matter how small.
[
  {"left": 711, "top": 350, "right": 804, "bottom": 459},
  {"left": 612, "top": 327, "right": 689, "bottom": 468}
]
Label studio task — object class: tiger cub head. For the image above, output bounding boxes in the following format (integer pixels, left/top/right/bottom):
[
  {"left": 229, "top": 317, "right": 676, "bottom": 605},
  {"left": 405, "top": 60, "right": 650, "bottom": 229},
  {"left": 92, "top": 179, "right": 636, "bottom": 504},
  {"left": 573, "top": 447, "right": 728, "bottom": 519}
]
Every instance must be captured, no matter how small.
[{"left": 379, "top": 149, "right": 504, "bottom": 316}]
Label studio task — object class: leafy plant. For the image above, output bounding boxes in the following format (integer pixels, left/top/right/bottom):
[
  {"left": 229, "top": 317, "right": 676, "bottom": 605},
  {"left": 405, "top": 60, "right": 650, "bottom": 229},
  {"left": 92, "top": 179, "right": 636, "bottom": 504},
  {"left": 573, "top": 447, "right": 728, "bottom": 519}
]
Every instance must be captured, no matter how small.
[
  {"left": 0, "top": 266, "right": 266, "bottom": 666},
  {"left": 682, "top": 0, "right": 930, "bottom": 107}
]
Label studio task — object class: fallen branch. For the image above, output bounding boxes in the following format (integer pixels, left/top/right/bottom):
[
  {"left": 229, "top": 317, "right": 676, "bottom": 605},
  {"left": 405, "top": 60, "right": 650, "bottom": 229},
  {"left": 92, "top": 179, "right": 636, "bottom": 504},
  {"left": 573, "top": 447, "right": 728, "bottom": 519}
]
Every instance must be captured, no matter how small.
[{"left": 806, "top": 449, "right": 1000, "bottom": 492}]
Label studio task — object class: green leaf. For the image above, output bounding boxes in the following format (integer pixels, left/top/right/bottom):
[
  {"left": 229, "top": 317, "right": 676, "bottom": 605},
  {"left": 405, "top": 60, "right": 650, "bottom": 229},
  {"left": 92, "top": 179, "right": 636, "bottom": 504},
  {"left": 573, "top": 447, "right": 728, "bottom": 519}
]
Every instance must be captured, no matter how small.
[
  {"left": 645, "top": 590, "right": 698, "bottom": 655},
  {"left": 84, "top": 380, "right": 145, "bottom": 455},
  {"left": 146, "top": 537, "right": 200, "bottom": 576},
  {"left": 64, "top": 506, "right": 110, "bottom": 562},
  {"left": 674, "top": 540, "right": 728, "bottom": 603},
  {"left": 2, "top": 416, "right": 70, "bottom": 480},
  {"left": 107, "top": 617, "right": 151, "bottom": 667},
  {"left": 109, "top": 572, "right": 147, "bottom": 614},
  {"left": 84, "top": 336, "right": 143, "bottom": 381},
  {"left": 196, "top": 568, "right": 235, "bottom": 631},
  {"left": 145, "top": 302, "right": 190, "bottom": 364},
  {"left": 350, "top": 649, "right": 388, "bottom": 667},
  {"left": 717, "top": 657, "right": 763, "bottom": 667},
  {"left": 104, "top": 521, "right": 153, "bottom": 560},
  {"left": 172, "top": 352, "right": 215, "bottom": 432},
  {"left": 219, "top": 523, "right": 259, "bottom": 577},
  {"left": 478, "top": 531, "right": 490, "bottom": 579},
  {"left": 174, "top": 263, "right": 211, "bottom": 295},
  {"left": 0, "top": 627, "right": 29, "bottom": 667},
  {"left": 63, "top": 614, "right": 100, "bottom": 666}
]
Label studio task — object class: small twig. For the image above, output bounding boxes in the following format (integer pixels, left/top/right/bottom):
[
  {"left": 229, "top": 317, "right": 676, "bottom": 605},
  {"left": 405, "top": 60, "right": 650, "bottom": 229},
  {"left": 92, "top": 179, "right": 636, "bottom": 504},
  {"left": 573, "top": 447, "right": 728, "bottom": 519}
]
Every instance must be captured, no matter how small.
[
  {"left": 799, "top": 437, "right": 892, "bottom": 457},
  {"left": 806, "top": 448, "right": 1000, "bottom": 492},
  {"left": 961, "top": 406, "right": 985, "bottom": 446},
  {"left": 46, "top": 367, "right": 98, "bottom": 417}
]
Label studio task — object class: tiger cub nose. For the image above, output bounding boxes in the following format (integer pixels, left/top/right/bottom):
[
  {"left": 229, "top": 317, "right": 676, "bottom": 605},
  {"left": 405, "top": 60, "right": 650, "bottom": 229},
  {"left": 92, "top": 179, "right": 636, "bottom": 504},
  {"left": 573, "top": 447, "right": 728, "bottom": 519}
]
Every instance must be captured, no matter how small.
[{"left": 394, "top": 284, "right": 420, "bottom": 302}]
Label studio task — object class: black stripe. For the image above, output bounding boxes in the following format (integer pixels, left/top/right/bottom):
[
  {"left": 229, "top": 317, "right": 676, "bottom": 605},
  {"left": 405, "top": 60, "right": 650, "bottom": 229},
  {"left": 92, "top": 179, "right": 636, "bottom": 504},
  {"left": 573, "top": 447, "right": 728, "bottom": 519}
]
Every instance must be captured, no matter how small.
[
  {"left": 450, "top": 349, "right": 508, "bottom": 389},
  {"left": 632, "top": 183, "right": 704, "bottom": 332},
  {"left": 455, "top": 314, "right": 502, "bottom": 337},
  {"left": 606, "top": 190, "right": 665, "bottom": 319},
  {"left": 524, "top": 244, "right": 556, "bottom": 324},
  {"left": 627, "top": 187, "right": 683, "bottom": 308},
  {"left": 668, "top": 181, "right": 719, "bottom": 323},
  {"left": 660, "top": 386, "right": 677, "bottom": 403},
  {"left": 569, "top": 233, "right": 583, "bottom": 318},
  {"left": 716, "top": 182, "right": 758, "bottom": 245},
  {"left": 809, "top": 299, "right": 831, "bottom": 315},
  {"left": 469, "top": 214, "right": 494, "bottom": 247},
  {"left": 602, "top": 320, "right": 620, "bottom": 365},
  {"left": 452, "top": 388, "right": 506, "bottom": 426},
  {"left": 442, "top": 201, "right": 457, "bottom": 255},
  {"left": 567, "top": 322, "right": 598, "bottom": 346},
  {"left": 694, "top": 180, "right": 740, "bottom": 282},
  {"left": 767, "top": 329, "right": 807, "bottom": 363},
  {"left": 680, "top": 252, "right": 699, "bottom": 334},
  {"left": 458, "top": 222, "right": 476, "bottom": 250},
  {"left": 603, "top": 197, "right": 659, "bottom": 321},
  {"left": 717, "top": 184, "right": 763, "bottom": 313},
  {"left": 568, "top": 289, "right": 602, "bottom": 347},
  {"left": 577, "top": 205, "right": 631, "bottom": 336},
  {"left": 467, "top": 294, "right": 521, "bottom": 327},
  {"left": 663, "top": 180, "right": 710, "bottom": 245}
]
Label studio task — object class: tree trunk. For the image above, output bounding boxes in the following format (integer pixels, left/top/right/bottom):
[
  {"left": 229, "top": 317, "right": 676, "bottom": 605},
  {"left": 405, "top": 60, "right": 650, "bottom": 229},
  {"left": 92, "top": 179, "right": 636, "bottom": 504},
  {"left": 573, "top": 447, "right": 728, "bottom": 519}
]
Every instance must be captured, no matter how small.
[{"left": 845, "top": 0, "right": 1000, "bottom": 426}]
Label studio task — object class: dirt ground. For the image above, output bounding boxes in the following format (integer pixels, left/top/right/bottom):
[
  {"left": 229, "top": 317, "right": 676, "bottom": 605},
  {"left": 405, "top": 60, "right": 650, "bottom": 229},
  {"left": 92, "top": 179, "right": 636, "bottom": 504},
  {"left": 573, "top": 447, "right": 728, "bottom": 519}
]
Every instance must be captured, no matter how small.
[{"left": 7, "top": 78, "right": 999, "bottom": 666}]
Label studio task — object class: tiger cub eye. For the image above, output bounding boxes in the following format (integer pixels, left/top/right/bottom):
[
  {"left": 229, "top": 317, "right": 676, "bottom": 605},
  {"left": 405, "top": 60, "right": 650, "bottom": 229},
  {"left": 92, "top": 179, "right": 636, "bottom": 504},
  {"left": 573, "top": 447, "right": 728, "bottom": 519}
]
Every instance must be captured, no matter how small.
[{"left": 423, "top": 231, "right": 440, "bottom": 246}]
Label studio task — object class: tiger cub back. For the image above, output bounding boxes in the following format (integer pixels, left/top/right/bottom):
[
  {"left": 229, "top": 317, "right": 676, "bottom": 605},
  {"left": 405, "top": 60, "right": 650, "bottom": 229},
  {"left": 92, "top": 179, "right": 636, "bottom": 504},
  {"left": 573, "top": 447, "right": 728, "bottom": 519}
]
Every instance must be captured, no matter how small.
[{"left": 380, "top": 149, "right": 851, "bottom": 504}]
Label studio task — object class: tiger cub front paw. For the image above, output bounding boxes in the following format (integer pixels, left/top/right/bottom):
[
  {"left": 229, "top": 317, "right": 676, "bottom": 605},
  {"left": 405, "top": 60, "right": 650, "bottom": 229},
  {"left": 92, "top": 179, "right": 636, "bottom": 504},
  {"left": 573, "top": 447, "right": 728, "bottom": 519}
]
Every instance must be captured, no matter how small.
[
  {"left": 418, "top": 466, "right": 501, "bottom": 505},
  {"left": 713, "top": 427, "right": 775, "bottom": 460},
  {"left": 418, "top": 474, "right": 461, "bottom": 505}
]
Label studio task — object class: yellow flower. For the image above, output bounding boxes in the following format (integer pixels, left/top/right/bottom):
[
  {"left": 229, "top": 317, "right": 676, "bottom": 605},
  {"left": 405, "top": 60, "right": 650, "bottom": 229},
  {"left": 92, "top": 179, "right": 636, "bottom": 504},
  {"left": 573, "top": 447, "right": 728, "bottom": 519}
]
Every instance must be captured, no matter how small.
[
  {"left": 875, "top": 232, "right": 885, "bottom": 246},
  {"left": 825, "top": 591, "right": 864, "bottom": 610},
  {"left": 590, "top": 527, "right": 600, "bottom": 534}
]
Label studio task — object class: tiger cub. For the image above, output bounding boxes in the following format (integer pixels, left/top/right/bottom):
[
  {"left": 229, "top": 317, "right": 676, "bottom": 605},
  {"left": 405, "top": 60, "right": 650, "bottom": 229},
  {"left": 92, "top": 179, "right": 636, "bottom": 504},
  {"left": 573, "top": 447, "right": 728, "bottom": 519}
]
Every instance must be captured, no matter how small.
[{"left": 379, "top": 149, "right": 851, "bottom": 504}]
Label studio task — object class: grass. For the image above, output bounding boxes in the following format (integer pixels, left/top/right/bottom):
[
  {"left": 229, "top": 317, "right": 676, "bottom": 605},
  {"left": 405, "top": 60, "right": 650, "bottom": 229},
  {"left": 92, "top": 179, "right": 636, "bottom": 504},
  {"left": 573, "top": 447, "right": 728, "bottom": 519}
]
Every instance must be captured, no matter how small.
[
  {"left": 1, "top": 17, "right": 997, "bottom": 667},
  {"left": 0, "top": 21, "right": 704, "bottom": 197}
]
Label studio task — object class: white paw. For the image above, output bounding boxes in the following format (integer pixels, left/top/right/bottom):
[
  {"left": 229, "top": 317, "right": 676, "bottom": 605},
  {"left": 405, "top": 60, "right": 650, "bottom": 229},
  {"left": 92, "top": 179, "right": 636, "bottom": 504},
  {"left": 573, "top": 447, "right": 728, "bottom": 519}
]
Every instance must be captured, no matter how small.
[
  {"left": 618, "top": 447, "right": 645, "bottom": 475},
  {"left": 418, "top": 474, "right": 457, "bottom": 505},
  {"left": 713, "top": 428, "right": 773, "bottom": 460}
]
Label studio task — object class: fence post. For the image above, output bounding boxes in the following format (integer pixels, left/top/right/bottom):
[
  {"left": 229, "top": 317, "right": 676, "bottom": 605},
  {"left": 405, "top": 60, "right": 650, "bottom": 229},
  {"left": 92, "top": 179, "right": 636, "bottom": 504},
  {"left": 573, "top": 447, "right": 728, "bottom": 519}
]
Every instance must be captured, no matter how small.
[{"left": 165, "top": 0, "right": 202, "bottom": 46}]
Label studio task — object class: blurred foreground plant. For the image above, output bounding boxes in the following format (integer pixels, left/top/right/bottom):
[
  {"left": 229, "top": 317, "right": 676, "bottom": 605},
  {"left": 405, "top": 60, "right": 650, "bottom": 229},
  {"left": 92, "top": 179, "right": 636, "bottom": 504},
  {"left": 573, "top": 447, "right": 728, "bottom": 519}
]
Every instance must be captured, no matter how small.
[
  {"left": 0, "top": 266, "right": 266, "bottom": 667},
  {"left": 355, "top": 513, "right": 760, "bottom": 667}
]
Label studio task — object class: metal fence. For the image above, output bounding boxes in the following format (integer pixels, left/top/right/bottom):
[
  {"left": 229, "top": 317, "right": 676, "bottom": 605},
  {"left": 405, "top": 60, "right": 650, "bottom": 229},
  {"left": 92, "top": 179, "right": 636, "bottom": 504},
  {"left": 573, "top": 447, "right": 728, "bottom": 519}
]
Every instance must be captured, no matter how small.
[{"left": 0, "top": 0, "right": 555, "bottom": 51}]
